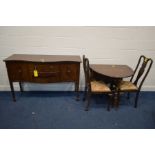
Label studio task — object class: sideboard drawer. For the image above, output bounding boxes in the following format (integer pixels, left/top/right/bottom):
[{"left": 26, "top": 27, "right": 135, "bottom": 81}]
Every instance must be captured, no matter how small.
[
  {"left": 60, "top": 63, "right": 79, "bottom": 82},
  {"left": 29, "top": 63, "right": 59, "bottom": 72},
  {"left": 6, "top": 62, "right": 29, "bottom": 81},
  {"left": 28, "top": 63, "right": 61, "bottom": 83}
]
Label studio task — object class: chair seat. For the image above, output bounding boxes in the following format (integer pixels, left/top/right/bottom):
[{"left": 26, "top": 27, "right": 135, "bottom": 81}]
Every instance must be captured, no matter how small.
[
  {"left": 118, "top": 81, "right": 138, "bottom": 91},
  {"left": 91, "top": 80, "right": 111, "bottom": 92}
]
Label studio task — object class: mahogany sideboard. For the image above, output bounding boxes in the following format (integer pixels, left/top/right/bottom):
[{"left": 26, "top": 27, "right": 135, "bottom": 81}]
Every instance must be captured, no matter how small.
[{"left": 4, "top": 54, "right": 81, "bottom": 101}]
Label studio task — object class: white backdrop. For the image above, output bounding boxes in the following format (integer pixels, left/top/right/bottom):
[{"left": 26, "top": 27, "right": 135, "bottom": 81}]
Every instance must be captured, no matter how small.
[{"left": 0, "top": 26, "right": 155, "bottom": 91}]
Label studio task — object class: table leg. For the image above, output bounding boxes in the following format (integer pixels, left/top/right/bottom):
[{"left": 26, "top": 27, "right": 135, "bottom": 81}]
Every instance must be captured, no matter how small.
[
  {"left": 112, "top": 92, "right": 116, "bottom": 108},
  {"left": 110, "top": 84, "right": 119, "bottom": 109},
  {"left": 115, "top": 80, "right": 122, "bottom": 109},
  {"left": 115, "top": 91, "right": 120, "bottom": 109}
]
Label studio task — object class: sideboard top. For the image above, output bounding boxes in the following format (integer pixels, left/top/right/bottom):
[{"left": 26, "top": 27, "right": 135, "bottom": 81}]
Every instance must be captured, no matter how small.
[{"left": 4, "top": 54, "right": 82, "bottom": 63}]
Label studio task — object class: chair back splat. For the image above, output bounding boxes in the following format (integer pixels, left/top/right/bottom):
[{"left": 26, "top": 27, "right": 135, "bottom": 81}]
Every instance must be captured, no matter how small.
[
  {"left": 118, "top": 55, "right": 153, "bottom": 108},
  {"left": 130, "top": 55, "right": 153, "bottom": 91}
]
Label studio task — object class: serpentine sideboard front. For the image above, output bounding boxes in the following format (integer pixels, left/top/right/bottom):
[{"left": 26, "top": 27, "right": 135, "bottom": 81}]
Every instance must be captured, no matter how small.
[{"left": 4, "top": 54, "right": 81, "bottom": 101}]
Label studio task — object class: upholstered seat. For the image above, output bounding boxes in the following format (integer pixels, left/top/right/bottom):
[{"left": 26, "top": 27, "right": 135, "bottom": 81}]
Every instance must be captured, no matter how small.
[
  {"left": 91, "top": 80, "right": 111, "bottom": 92},
  {"left": 82, "top": 55, "right": 112, "bottom": 111},
  {"left": 116, "top": 55, "right": 153, "bottom": 108},
  {"left": 118, "top": 81, "right": 138, "bottom": 91}
]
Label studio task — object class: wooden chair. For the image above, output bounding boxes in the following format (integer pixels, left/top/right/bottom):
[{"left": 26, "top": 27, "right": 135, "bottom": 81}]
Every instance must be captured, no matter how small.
[
  {"left": 117, "top": 55, "right": 153, "bottom": 108},
  {"left": 83, "top": 55, "right": 112, "bottom": 111}
]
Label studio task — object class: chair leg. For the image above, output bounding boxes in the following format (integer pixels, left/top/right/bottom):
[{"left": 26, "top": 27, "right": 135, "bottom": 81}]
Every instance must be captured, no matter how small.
[
  {"left": 83, "top": 86, "right": 87, "bottom": 101},
  {"left": 85, "top": 91, "right": 91, "bottom": 111},
  {"left": 134, "top": 91, "right": 140, "bottom": 108},
  {"left": 116, "top": 91, "right": 120, "bottom": 109}
]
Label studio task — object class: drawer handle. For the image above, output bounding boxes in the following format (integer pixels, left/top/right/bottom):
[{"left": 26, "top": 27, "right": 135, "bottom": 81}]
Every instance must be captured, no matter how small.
[{"left": 67, "top": 70, "right": 71, "bottom": 73}]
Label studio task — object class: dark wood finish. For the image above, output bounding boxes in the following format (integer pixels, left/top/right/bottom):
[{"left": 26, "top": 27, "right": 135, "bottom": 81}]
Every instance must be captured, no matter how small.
[
  {"left": 118, "top": 55, "right": 153, "bottom": 108},
  {"left": 4, "top": 54, "right": 81, "bottom": 101},
  {"left": 90, "top": 64, "right": 133, "bottom": 79},
  {"left": 83, "top": 55, "right": 112, "bottom": 111},
  {"left": 90, "top": 64, "right": 134, "bottom": 108},
  {"left": 4, "top": 54, "right": 81, "bottom": 62}
]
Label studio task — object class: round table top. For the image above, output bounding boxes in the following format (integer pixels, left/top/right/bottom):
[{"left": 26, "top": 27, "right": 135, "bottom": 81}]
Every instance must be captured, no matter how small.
[{"left": 90, "top": 64, "right": 134, "bottom": 78}]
